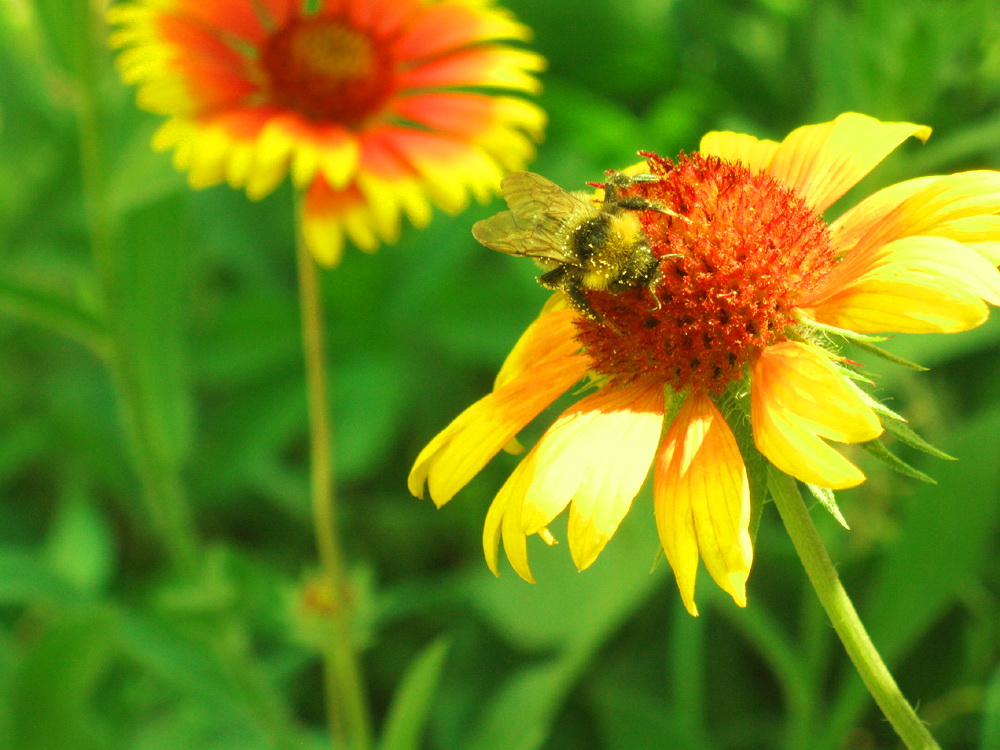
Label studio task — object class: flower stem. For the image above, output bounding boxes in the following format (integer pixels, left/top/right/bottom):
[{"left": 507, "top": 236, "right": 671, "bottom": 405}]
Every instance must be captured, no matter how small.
[
  {"left": 767, "top": 468, "right": 940, "bottom": 750},
  {"left": 294, "top": 212, "right": 373, "bottom": 750}
]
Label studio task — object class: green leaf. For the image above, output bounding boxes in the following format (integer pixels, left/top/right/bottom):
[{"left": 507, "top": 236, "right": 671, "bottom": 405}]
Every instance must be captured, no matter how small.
[
  {"left": 470, "top": 493, "right": 665, "bottom": 652},
  {"left": 466, "top": 504, "right": 666, "bottom": 748},
  {"left": 7, "top": 606, "right": 117, "bottom": 750},
  {"left": 0, "top": 547, "right": 78, "bottom": 606},
  {"left": 464, "top": 658, "right": 581, "bottom": 750},
  {"left": 116, "top": 612, "right": 247, "bottom": 719},
  {"left": 864, "top": 411, "right": 1000, "bottom": 656},
  {"left": 0, "top": 269, "right": 108, "bottom": 355},
  {"left": 588, "top": 680, "right": 683, "bottom": 750},
  {"left": 983, "top": 663, "right": 1000, "bottom": 750},
  {"left": 848, "top": 380, "right": 954, "bottom": 460},
  {"left": 333, "top": 353, "right": 410, "bottom": 481},
  {"left": 30, "top": 0, "right": 90, "bottom": 80},
  {"left": 827, "top": 408, "right": 1000, "bottom": 742},
  {"left": 112, "top": 194, "right": 193, "bottom": 472},
  {"left": 105, "top": 123, "right": 187, "bottom": 217},
  {"left": 378, "top": 638, "right": 451, "bottom": 750},
  {"left": 806, "top": 318, "right": 890, "bottom": 345},
  {"left": 45, "top": 481, "right": 115, "bottom": 597}
]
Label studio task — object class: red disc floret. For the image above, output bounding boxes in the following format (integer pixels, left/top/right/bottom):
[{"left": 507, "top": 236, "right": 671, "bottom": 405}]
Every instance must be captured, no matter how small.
[
  {"left": 260, "top": 17, "right": 397, "bottom": 126},
  {"left": 577, "top": 152, "right": 835, "bottom": 394}
]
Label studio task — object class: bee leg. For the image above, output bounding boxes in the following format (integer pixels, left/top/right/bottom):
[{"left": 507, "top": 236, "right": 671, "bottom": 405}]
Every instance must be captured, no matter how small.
[
  {"left": 647, "top": 279, "right": 663, "bottom": 312},
  {"left": 546, "top": 275, "right": 627, "bottom": 336},
  {"left": 613, "top": 196, "right": 684, "bottom": 219},
  {"left": 602, "top": 175, "right": 684, "bottom": 220},
  {"left": 604, "top": 173, "right": 666, "bottom": 210},
  {"left": 604, "top": 171, "right": 659, "bottom": 194},
  {"left": 537, "top": 264, "right": 570, "bottom": 291},
  {"left": 538, "top": 267, "right": 603, "bottom": 323},
  {"left": 564, "top": 285, "right": 603, "bottom": 323}
]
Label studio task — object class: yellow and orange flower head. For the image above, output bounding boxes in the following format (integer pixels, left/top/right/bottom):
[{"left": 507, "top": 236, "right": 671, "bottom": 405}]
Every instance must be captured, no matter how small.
[
  {"left": 108, "top": 0, "right": 546, "bottom": 265},
  {"left": 410, "top": 113, "right": 1000, "bottom": 615}
]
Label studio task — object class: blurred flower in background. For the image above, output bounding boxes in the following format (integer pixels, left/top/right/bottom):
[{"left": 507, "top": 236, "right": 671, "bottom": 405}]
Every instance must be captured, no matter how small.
[
  {"left": 108, "top": 0, "right": 546, "bottom": 264},
  {"left": 410, "top": 113, "right": 1000, "bottom": 615}
]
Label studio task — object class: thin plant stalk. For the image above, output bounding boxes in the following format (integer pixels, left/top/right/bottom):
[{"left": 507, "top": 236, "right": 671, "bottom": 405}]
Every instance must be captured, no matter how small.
[
  {"left": 294, "top": 207, "right": 373, "bottom": 750},
  {"left": 74, "top": 0, "right": 200, "bottom": 575},
  {"left": 768, "top": 468, "right": 940, "bottom": 750}
]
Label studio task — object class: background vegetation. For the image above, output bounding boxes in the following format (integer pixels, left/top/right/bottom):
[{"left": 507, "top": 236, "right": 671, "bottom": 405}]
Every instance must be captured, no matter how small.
[{"left": 1, "top": 0, "right": 999, "bottom": 748}]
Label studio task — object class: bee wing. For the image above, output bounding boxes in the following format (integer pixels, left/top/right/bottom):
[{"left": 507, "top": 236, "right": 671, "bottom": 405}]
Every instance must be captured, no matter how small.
[
  {"left": 501, "top": 172, "right": 592, "bottom": 222},
  {"left": 472, "top": 172, "right": 594, "bottom": 263},
  {"left": 471, "top": 210, "right": 573, "bottom": 262}
]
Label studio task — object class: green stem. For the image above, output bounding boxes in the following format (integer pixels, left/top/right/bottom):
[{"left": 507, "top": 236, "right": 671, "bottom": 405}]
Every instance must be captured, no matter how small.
[
  {"left": 768, "top": 468, "right": 940, "bottom": 750},
  {"left": 669, "top": 604, "right": 711, "bottom": 748},
  {"left": 295, "top": 211, "right": 372, "bottom": 750},
  {"left": 74, "top": 0, "right": 200, "bottom": 575}
]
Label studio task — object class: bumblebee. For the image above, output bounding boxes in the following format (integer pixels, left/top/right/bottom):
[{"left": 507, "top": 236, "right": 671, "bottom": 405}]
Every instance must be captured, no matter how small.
[{"left": 472, "top": 171, "right": 667, "bottom": 321}]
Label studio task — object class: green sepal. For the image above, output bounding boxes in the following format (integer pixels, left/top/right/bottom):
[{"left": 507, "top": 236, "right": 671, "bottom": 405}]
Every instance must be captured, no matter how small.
[
  {"left": 649, "top": 545, "right": 665, "bottom": 574},
  {"left": 805, "top": 483, "right": 850, "bottom": 529},
  {"left": 801, "top": 318, "right": 890, "bottom": 344},
  {"left": 878, "top": 413, "right": 955, "bottom": 461},
  {"left": 845, "top": 337, "right": 928, "bottom": 371},
  {"left": 843, "top": 374, "right": 953, "bottom": 461},
  {"left": 801, "top": 316, "right": 928, "bottom": 371},
  {"left": 661, "top": 385, "right": 688, "bottom": 431},
  {"left": 835, "top": 359, "right": 877, "bottom": 386},
  {"left": 858, "top": 439, "right": 938, "bottom": 484}
]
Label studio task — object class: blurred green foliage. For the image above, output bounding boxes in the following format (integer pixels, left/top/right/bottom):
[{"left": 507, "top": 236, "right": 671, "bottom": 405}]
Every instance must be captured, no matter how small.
[{"left": 1, "top": 0, "right": 999, "bottom": 748}]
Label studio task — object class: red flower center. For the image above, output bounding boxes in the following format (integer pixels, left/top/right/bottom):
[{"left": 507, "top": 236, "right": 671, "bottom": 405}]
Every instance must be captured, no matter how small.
[
  {"left": 576, "top": 152, "right": 835, "bottom": 394},
  {"left": 260, "top": 17, "right": 396, "bottom": 126}
]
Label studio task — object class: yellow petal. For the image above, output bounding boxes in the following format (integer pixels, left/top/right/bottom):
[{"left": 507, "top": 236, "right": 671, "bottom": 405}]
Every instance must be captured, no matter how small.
[
  {"left": 390, "top": 130, "right": 503, "bottom": 214},
  {"left": 482, "top": 450, "right": 540, "bottom": 581},
  {"left": 804, "top": 236, "right": 1000, "bottom": 333},
  {"left": 186, "top": 137, "right": 229, "bottom": 189},
  {"left": 654, "top": 391, "right": 752, "bottom": 616},
  {"left": 831, "top": 170, "right": 1000, "bottom": 262},
  {"left": 767, "top": 113, "right": 931, "bottom": 214},
  {"left": 302, "top": 216, "right": 346, "bottom": 268},
  {"left": 698, "top": 130, "right": 780, "bottom": 174},
  {"left": 828, "top": 175, "right": 942, "bottom": 255},
  {"left": 482, "top": 479, "right": 506, "bottom": 576},
  {"left": 754, "top": 404, "right": 866, "bottom": 489},
  {"left": 341, "top": 207, "right": 380, "bottom": 252},
  {"left": 756, "top": 342, "right": 882, "bottom": 443},
  {"left": 292, "top": 141, "right": 321, "bottom": 188},
  {"left": 355, "top": 174, "right": 403, "bottom": 245},
  {"left": 939, "top": 216, "right": 1000, "bottom": 265},
  {"left": 501, "top": 457, "right": 543, "bottom": 583},
  {"left": 519, "top": 380, "right": 665, "bottom": 571},
  {"left": 225, "top": 141, "right": 256, "bottom": 190},
  {"left": 318, "top": 135, "right": 362, "bottom": 190},
  {"left": 494, "top": 300, "right": 579, "bottom": 391},
  {"left": 752, "top": 342, "right": 881, "bottom": 489},
  {"left": 151, "top": 118, "right": 189, "bottom": 152},
  {"left": 408, "top": 352, "right": 589, "bottom": 507}
]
